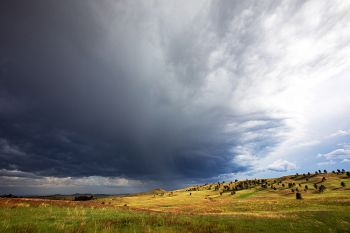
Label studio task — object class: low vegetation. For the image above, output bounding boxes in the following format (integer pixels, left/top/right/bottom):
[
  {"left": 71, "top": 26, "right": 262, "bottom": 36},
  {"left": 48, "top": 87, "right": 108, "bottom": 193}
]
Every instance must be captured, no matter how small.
[{"left": 1, "top": 170, "right": 350, "bottom": 232}]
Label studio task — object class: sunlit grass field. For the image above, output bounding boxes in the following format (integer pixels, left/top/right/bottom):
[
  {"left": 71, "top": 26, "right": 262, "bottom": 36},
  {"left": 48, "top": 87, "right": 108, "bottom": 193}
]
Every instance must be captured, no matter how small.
[{"left": 1, "top": 172, "right": 350, "bottom": 232}]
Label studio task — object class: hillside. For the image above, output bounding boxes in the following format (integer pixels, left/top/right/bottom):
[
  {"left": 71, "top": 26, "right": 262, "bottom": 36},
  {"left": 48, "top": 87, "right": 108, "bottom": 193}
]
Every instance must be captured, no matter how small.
[{"left": 96, "top": 170, "right": 350, "bottom": 215}]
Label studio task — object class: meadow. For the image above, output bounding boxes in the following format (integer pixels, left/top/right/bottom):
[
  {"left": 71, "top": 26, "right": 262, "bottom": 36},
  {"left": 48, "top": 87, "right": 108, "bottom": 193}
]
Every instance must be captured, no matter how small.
[{"left": 1, "top": 171, "right": 350, "bottom": 233}]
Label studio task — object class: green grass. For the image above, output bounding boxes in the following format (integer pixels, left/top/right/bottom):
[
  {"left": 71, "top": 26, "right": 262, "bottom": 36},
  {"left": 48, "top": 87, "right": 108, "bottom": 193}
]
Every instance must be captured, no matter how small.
[
  {"left": 1, "top": 204, "right": 350, "bottom": 233},
  {"left": 1, "top": 172, "right": 350, "bottom": 232}
]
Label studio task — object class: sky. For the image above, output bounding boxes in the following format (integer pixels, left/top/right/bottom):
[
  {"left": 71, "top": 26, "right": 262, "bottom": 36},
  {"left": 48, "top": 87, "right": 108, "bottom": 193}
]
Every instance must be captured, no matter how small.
[{"left": 1, "top": 0, "right": 350, "bottom": 195}]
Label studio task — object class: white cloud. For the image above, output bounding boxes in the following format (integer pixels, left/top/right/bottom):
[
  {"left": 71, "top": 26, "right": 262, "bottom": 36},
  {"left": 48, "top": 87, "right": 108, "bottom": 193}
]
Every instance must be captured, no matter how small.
[
  {"left": 317, "top": 144, "right": 350, "bottom": 166},
  {"left": 329, "top": 130, "right": 350, "bottom": 138},
  {"left": 0, "top": 169, "right": 141, "bottom": 188},
  {"left": 319, "top": 148, "right": 350, "bottom": 161},
  {"left": 341, "top": 159, "right": 350, "bottom": 163},
  {"left": 267, "top": 160, "right": 297, "bottom": 172}
]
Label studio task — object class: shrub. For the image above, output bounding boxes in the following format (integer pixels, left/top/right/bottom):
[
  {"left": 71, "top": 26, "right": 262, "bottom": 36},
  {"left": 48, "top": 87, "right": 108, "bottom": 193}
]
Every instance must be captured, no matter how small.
[
  {"left": 314, "top": 184, "right": 318, "bottom": 189},
  {"left": 296, "top": 192, "right": 302, "bottom": 199},
  {"left": 341, "top": 182, "right": 346, "bottom": 187},
  {"left": 322, "top": 177, "right": 326, "bottom": 182},
  {"left": 305, "top": 185, "right": 308, "bottom": 190},
  {"left": 74, "top": 195, "right": 93, "bottom": 201},
  {"left": 319, "top": 185, "right": 326, "bottom": 193},
  {"left": 347, "top": 171, "right": 350, "bottom": 177},
  {"left": 231, "top": 191, "right": 236, "bottom": 195}
]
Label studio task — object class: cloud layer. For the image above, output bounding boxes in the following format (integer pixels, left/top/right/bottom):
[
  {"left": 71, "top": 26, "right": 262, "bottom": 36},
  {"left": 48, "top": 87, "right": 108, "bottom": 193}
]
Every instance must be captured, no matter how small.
[{"left": 1, "top": 0, "right": 350, "bottom": 194}]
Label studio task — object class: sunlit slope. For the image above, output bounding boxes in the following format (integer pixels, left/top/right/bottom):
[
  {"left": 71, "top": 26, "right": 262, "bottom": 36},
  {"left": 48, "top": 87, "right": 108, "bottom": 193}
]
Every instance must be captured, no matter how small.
[{"left": 98, "top": 171, "right": 350, "bottom": 216}]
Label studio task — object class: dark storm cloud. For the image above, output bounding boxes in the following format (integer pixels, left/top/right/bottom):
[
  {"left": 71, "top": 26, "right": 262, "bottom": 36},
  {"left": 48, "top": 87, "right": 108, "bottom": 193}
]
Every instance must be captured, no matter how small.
[{"left": 0, "top": 0, "right": 289, "bottom": 188}]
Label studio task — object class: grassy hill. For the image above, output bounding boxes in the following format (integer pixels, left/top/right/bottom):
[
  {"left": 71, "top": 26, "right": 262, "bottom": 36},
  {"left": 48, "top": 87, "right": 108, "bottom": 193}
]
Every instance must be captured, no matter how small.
[{"left": 1, "top": 170, "right": 350, "bottom": 232}]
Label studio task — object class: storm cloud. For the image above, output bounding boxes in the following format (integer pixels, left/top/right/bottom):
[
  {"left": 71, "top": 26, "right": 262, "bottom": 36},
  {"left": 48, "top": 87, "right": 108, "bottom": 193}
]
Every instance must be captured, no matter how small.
[{"left": 1, "top": 0, "right": 350, "bottom": 194}]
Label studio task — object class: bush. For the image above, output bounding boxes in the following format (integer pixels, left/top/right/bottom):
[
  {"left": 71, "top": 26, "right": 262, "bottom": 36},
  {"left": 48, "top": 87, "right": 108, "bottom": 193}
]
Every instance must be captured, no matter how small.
[
  {"left": 74, "top": 195, "right": 93, "bottom": 201},
  {"left": 319, "top": 185, "right": 326, "bottom": 193},
  {"left": 231, "top": 191, "right": 236, "bottom": 195},
  {"left": 296, "top": 192, "right": 302, "bottom": 200},
  {"left": 341, "top": 182, "right": 346, "bottom": 187},
  {"left": 314, "top": 184, "right": 318, "bottom": 189},
  {"left": 305, "top": 185, "right": 308, "bottom": 190}
]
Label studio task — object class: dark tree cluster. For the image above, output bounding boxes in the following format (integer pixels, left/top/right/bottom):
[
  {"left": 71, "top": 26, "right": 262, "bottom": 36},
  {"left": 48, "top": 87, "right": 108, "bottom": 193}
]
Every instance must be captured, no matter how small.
[
  {"left": 318, "top": 185, "right": 326, "bottom": 193},
  {"left": 74, "top": 195, "right": 93, "bottom": 201}
]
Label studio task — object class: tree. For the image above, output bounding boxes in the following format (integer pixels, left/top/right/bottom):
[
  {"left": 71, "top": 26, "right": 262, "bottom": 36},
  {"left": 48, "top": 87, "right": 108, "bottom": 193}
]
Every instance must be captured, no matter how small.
[
  {"left": 296, "top": 192, "right": 302, "bottom": 200},
  {"left": 319, "top": 185, "right": 326, "bottom": 193},
  {"left": 341, "top": 182, "right": 346, "bottom": 187},
  {"left": 74, "top": 195, "right": 93, "bottom": 201},
  {"left": 323, "top": 170, "right": 327, "bottom": 174}
]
